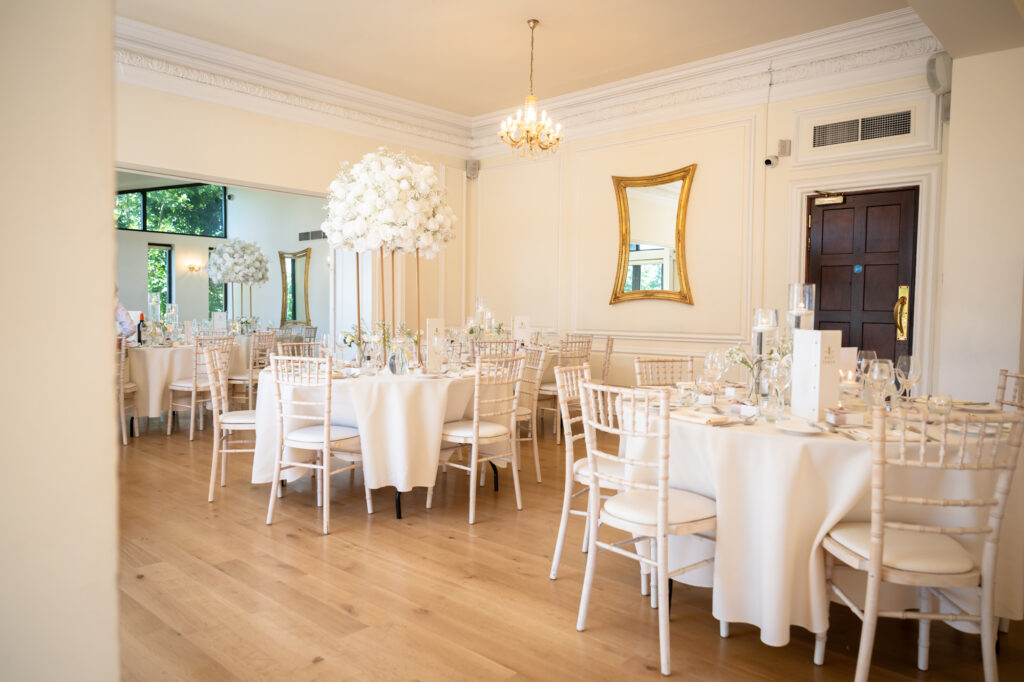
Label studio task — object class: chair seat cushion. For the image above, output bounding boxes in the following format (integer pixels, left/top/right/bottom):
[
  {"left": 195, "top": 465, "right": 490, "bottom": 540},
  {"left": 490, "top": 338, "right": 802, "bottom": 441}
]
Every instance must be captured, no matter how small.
[
  {"left": 603, "top": 488, "right": 716, "bottom": 526},
  {"left": 169, "top": 378, "right": 210, "bottom": 391},
  {"left": 441, "top": 420, "right": 509, "bottom": 439},
  {"left": 516, "top": 405, "right": 532, "bottom": 419},
  {"left": 828, "top": 522, "right": 976, "bottom": 574},
  {"left": 122, "top": 381, "right": 137, "bottom": 393},
  {"left": 227, "top": 373, "right": 257, "bottom": 383},
  {"left": 284, "top": 424, "right": 359, "bottom": 446},
  {"left": 573, "top": 456, "right": 627, "bottom": 484},
  {"left": 539, "top": 382, "right": 558, "bottom": 394},
  {"left": 220, "top": 410, "right": 256, "bottom": 425}
]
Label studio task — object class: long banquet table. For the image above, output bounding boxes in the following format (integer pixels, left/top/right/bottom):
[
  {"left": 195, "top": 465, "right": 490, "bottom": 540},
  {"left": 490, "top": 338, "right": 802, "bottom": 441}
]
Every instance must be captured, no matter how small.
[
  {"left": 624, "top": 410, "right": 1024, "bottom": 647},
  {"left": 251, "top": 371, "right": 477, "bottom": 493}
]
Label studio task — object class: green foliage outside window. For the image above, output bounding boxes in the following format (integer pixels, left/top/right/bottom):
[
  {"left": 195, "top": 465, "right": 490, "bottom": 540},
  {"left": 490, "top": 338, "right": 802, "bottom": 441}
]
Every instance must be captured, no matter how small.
[
  {"left": 623, "top": 263, "right": 664, "bottom": 292},
  {"left": 147, "top": 247, "right": 171, "bottom": 316},
  {"left": 114, "top": 184, "right": 225, "bottom": 237}
]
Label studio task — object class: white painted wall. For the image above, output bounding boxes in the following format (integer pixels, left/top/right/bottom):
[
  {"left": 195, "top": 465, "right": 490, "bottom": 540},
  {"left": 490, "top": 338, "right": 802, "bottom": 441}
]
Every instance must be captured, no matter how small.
[
  {"left": 115, "top": 186, "right": 331, "bottom": 329},
  {"left": 935, "top": 46, "right": 1024, "bottom": 400},
  {"left": 0, "top": 0, "right": 119, "bottom": 679}
]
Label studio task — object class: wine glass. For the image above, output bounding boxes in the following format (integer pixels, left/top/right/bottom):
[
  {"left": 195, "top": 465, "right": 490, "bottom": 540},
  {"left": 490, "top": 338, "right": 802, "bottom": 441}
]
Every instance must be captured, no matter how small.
[
  {"left": 703, "top": 350, "right": 725, "bottom": 401},
  {"left": 927, "top": 394, "right": 953, "bottom": 417},
  {"left": 856, "top": 350, "right": 878, "bottom": 379},
  {"left": 867, "top": 359, "right": 894, "bottom": 407},
  {"left": 895, "top": 355, "right": 922, "bottom": 402}
]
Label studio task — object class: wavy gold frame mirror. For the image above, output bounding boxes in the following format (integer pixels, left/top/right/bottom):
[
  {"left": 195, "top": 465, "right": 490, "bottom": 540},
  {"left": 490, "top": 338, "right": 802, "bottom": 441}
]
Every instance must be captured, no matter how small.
[
  {"left": 279, "top": 248, "right": 311, "bottom": 326},
  {"left": 609, "top": 164, "right": 696, "bottom": 305}
]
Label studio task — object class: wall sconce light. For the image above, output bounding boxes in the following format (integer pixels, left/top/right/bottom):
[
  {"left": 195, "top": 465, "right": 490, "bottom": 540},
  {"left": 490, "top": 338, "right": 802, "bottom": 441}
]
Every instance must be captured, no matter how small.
[{"left": 187, "top": 262, "right": 202, "bottom": 273}]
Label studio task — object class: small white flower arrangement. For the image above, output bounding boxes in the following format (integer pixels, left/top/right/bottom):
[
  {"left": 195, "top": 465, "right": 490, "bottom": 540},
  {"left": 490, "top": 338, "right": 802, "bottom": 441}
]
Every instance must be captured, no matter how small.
[
  {"left": 321, "top": 147, "right": 457, "bottom": 257},
  {"left": 207, "top": 238, "right": 270, "bottom": 286}
]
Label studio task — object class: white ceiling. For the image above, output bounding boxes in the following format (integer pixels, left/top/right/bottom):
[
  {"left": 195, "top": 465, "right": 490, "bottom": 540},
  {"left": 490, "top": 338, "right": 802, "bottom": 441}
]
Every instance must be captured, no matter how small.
[{"left": 114, "top": 0, "right": 908, "bottom": 116}]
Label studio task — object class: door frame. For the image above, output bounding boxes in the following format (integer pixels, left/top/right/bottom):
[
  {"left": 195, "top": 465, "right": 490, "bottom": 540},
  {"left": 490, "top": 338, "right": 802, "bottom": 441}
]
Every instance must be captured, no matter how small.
[{"left": 787, "top": 164, "right": 942, "bottom": 393}]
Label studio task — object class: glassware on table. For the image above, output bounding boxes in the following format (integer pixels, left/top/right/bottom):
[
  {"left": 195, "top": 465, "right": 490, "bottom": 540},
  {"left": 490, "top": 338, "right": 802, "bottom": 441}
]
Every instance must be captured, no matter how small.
[
  {"left": 856, "top": 350, "right": 878, "bottom": 378},
  {"left": 675, "top": 382, "right": 697, "bottom": 408},
  {"left": 786, "top": 283, "right": 816, "bottom": 331},
  {"left": 837, "top": 368, "right": 862, "bottom": 410},
  {"left": 927, "top": 394, "right": 953, "bottom": 417},
  {"left": 760, "top": 391, "right": 783, "bottom": 423},
  {"left": 867, "top": 359, "right": 894, "bottom": 408},
  {"left": 895, "top": 354, "right": 922, "bottom": 402}
]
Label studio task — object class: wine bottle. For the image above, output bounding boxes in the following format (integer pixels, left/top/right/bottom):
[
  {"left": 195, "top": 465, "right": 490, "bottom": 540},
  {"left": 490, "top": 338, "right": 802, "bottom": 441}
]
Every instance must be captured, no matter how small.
[{"left": 137, "top": 312, "right": 145, "bottom": 345}]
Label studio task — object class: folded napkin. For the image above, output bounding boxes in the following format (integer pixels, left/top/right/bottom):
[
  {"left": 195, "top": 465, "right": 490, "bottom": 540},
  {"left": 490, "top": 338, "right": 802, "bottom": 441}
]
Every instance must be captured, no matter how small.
[{"left": 670, "top": 409, "right": 732, "bottom": 426}]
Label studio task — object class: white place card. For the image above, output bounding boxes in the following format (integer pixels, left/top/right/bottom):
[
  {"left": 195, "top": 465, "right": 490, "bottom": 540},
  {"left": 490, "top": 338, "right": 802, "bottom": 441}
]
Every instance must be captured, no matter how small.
[
  {"left": 212, "top": 311, "right": 227, "bottom": 330},
  {"left": 791, "top": 329, "right": 842, "bottom": 422},
  {"left": 512, "top": 315, "right": 531, "bottom": 342},
  {"left": 426, "top": 317, "right": 444, "bottom": 343}
]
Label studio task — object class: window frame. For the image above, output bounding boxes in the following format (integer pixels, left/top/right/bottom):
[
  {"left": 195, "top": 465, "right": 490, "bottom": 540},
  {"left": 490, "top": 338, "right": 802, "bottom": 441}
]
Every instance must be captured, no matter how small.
[
  {"left": 116, "top": 182, "right": 228, "bottom": 238},
  {"left": 147, "top": 243, "right": 174, "bottom": 313}
]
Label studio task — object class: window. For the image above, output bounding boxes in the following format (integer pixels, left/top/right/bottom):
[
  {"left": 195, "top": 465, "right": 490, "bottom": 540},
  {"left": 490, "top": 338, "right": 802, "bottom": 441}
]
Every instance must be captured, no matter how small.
[
  {"left": 147, "top": 244, "right": 173, "bottom": 316},
  {"left": 115, "top": 183, "right": 227, "bottom": 237},
  {"left": 207, "top": 247, "right": 227, "bottom": 314},
  {"left": 624, "top": 263, "right": 664, "bottom": 292}
]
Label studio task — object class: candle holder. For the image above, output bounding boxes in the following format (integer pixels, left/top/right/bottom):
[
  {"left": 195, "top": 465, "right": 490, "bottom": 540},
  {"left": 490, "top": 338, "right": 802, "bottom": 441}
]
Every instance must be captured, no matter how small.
[
  {"left": 787, "top": 283, "right": 815, "bottom": 331},
  {"left": 751, "top": 308, "right": 779, "bottom": 399}
]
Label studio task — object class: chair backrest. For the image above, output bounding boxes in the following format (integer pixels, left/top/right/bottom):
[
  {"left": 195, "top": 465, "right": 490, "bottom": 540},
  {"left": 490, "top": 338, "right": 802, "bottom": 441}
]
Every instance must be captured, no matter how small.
[
  {"left": 557, "top": 338, "right": 591, "bottom": 368},
  {"left": 299, "top": 325, "right": 318, "bottom": 343},
  {"left": 194, "top": 335, "right": 233, "bottom": 381},
  {"left": 634, "top": 356, "right": 695, "bottom": 386},
  {"left": 529, "top": 331, "right": 543, "bottom": 346},
  {"left": 555, "top": 363, "right": 592, "bottom": 462},
  {"left": 277, "top": 341, "right": 324, "bottom": 358},
  {"left": 202, "top": 346, "right": 232, "bottom": 420},
  {"left": 472, "top": 339, "right": 518, "bottom": 359},
  {"left": 601, "top": 337, "right": 615, "bottom": 384},
  {"left": 868, "top": 405, "right": 1024, "bottom": 580},
  {"left": 470, "top": 355, "right": 526, "bottom": 434},
  {"left": 249, "top": 330, "right": 276, "bottom": 373},
  {"left": 518, "top": 346, "right": 549, "bottom": 415},
  {"left": 996, "top": 369, "right": 1024, "bottom": 412},
  {"left": 270, "top": 355, "right": 334, "bottom": 445},
  {"left": 579, "top": 382, "right": 670, "bottom": 527},
  {"left": 117, "top": 335, "right": 130, "bottom": 391}
]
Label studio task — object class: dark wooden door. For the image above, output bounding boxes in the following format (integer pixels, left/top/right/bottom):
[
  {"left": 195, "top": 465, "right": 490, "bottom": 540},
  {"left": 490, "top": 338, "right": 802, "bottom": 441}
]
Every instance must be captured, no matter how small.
[{"left": 805, "top": 188, "right": 918, "bottom": 360}]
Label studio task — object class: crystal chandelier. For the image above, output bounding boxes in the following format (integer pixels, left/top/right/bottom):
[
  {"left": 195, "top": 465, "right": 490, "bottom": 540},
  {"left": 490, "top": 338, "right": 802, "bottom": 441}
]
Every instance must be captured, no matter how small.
[{"left": 498, "top": 19, "right": 563, "bottom": 158}]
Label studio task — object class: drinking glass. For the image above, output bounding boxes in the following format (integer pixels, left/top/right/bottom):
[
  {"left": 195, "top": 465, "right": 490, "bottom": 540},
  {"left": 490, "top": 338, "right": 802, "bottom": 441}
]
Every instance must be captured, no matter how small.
[
  {"left": 867, "top": 359, "right": 894, "bottom": 407},
  {"left": 927, "top": 394, "right": 953, "bottom": 417},
  {"left": 675, "top": 382, "right": 697, "bottom": 408},
  {"left": 856, "top": 350, "right": 878, "bottom": 378},
  {"left": 760, "top": 391, "right": 783, "bottom": 423},
  {"left": 895, "top": 355, "right": 922, "bottom": 400},
  {"left": 837, "top": 368, "right": 862, "bottom": 410}
]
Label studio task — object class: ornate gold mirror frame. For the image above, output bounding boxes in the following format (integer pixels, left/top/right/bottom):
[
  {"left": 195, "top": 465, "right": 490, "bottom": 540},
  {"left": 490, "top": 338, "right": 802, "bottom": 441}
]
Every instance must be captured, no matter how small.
[
  {"left": 609, "top": 164, "right": 696, "bottom": 305},
  {"left": 279, "top": 248, "right": 311, "bottom": 326}
]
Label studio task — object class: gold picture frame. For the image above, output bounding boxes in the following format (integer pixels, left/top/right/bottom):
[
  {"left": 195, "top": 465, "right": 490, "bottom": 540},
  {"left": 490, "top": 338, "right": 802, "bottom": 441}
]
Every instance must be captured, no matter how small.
[{"left": 609, "top": 164, "right": 696, "bottom": 305}]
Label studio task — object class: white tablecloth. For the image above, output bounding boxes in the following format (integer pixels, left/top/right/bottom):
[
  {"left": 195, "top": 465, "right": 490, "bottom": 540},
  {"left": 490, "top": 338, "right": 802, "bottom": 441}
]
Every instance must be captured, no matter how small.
[
  {"left": 251, "top": 372, "right": 476, "bottom": 491},
  {"left": 127, "top": 339, "right": 248, "bottom": 417},
  {"left": 625, "top": 414, "right": 1024, "bottom": 647}
]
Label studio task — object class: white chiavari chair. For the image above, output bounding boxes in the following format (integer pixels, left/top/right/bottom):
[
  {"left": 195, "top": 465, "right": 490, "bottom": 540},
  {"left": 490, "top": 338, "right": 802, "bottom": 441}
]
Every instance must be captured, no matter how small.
[
  {"left": 516, "top": 346, "right": 548, "bottom": 483},
  {"left": 117, "top": 335, "right": 138, "bottom": 445},
  {"left": 471, "top": 339, "right": 518, "bottom": 359},
  {"left": 228, "top": 330, "right": 275, "bottom": 409},
  {"left": 575, "top": 382, "right": 719, "bottom": 676},
  {"left": 277, "top": 341, "right": 326, "bottom": 358},
  {"left": 814, "top": 406, "right": 1024, "bottom": 682},
  {"left": 996, "top": 369, "right": 1024, "bottom": 412},
  {"left": 298, "top": 325, "right": 318, "bottom": 343},
  {"left": 529, "top": 331, "right": 543, "bottom": 346},
  {"left": 166, "top": 334, "right": 233, "bottom": 440},
  {"left": 266, "top": 355, "right": 367, "bottom": 535},
  {"left": 634, "top": 355, "right": 698, "bottom": 387},
  {"left": 538, "top": 337, "right": 592, "bottom": 444},
  {"left": 434, "top": 355, "right": 525, "bottom": 524},
  {"left": 202, "top": 347, "right": 256, "bottom": 502},
  {"left": 599, "top": 336, "right": 615, "bottom": 384}
]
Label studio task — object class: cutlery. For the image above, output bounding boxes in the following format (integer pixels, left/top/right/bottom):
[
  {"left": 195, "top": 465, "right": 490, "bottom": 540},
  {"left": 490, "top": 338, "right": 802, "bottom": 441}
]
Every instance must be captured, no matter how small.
[{"left": 823, "top": 423, "right": 857, "bottom": 440}]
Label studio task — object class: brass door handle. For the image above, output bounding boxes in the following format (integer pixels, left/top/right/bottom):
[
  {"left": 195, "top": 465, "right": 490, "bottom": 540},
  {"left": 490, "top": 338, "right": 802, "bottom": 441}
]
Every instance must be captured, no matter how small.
[{"left": 893, "top": 285, "right": 909, "bottom": 341}]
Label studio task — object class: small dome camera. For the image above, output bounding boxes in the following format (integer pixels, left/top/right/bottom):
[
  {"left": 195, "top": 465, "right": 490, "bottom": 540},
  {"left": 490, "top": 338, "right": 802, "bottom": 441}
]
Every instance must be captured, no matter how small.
[{"left": 764, "top": 156, "right": 779, "bottom": 168}]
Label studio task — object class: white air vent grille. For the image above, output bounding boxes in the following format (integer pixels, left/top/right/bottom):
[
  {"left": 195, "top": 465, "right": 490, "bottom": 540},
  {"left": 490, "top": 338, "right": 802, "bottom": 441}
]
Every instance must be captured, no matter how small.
[{"left": 812, "top": 110, "right": 912, "bottom": 148}]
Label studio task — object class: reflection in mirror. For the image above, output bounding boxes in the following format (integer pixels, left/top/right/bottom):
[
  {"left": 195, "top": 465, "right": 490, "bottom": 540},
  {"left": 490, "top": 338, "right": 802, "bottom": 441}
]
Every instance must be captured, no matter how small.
[
  {"left": 280, "top": 249, "right": 311, "bottom": 325},
  {"left": 610, "top": 165, "right": 695, "bottom": 304}
]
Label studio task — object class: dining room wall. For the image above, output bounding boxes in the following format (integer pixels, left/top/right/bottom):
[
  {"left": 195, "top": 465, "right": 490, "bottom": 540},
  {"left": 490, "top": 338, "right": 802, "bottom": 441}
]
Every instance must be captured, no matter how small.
[
  {"left": 471, "top": 74, "right": 950, "bottom": 388},
  {"left": 0, "top": 0, "right": 120, "bottom": 679},
  {"left": 116, "top": 83, "right": 469, "bottom": 336}
]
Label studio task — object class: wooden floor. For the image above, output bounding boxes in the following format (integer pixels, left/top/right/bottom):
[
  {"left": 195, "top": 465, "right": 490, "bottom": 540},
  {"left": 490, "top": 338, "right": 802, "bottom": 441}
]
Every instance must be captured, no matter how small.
[{"left": 120, "top": 416, "right": 1023, "bottom": 681}]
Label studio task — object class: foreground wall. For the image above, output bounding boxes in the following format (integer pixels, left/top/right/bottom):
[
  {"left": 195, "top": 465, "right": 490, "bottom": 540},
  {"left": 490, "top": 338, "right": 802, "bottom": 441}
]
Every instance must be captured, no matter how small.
[{"left": 0, "top": 1, "right": 120, "bottom": 679}]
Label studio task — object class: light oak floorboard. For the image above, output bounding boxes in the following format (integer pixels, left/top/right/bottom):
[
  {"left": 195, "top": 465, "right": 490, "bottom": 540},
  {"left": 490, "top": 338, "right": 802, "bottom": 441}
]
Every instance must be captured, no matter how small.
[{"left": 120, "top": 419, "right": 1024, "bottom": 680}]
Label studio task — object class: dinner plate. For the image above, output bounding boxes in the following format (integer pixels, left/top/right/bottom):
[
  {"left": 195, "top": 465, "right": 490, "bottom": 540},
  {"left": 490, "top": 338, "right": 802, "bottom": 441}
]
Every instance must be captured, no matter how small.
[
  {"left": 774, "top": 419, "right": 824, "bottom": 437},
  {"left": 952, "top": 403, "right": 1000, "bottom": 413}
]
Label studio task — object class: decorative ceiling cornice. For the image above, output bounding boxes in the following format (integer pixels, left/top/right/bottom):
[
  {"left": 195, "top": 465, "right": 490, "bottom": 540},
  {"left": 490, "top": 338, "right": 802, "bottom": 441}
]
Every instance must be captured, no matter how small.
[{"left": 114, "top": 9, "right": 942, "bottom": 163}]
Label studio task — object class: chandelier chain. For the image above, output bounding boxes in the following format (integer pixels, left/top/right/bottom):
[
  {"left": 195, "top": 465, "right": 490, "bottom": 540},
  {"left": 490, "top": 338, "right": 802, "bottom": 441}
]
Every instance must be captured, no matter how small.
[{"left": 529, "top": 23, "right": 535, "bottom": 96}]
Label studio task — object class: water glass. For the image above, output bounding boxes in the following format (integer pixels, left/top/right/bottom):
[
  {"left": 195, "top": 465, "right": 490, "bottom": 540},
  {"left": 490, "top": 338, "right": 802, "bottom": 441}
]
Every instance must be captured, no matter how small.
[
  {"left": 927, "top": 394, "right": 953, "bottom": 416},
  {"left": 895, "top": 354, "right": 922, "bottom": 400},
  {"left": 868, "top": 359, "right": 894, "bottom": 406},
  {"left": 760, "top": 392, "right": 783, "bottom": 423}
]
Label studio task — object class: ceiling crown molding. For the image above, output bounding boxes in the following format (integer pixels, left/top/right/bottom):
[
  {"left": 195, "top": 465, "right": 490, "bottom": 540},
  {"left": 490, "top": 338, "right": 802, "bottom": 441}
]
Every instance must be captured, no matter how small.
[
  {"left": 114, "top": 10, "right": 941, "bottom": 163},
  {"left": 114, "top": 17, "right": 475, "bottom": 159}
]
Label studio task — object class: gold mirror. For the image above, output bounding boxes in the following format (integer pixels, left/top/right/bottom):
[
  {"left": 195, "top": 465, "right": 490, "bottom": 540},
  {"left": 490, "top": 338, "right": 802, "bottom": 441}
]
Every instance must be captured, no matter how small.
[
  {"left": 279, "top": 248, "right": 311, "bottom": 325},
  {"left": 610, "top": 164, "right": 696, "bottom": 304}
]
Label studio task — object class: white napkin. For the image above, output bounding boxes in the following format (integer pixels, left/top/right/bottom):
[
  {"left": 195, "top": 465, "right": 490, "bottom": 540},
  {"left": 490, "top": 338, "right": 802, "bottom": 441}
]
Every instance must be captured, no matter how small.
[{"left": 670, "top": 409, "right": 731, "bottom": 426}]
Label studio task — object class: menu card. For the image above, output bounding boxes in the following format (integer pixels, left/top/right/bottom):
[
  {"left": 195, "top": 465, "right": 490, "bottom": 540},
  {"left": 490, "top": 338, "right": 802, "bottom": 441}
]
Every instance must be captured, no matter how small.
[
  {"left": 212, "top": 312, "right": 227, "bottom": 330},
  {"left": 791, "top": 329, "right": 842, "bottom": 422},
  {"left": 512, "top": 315, "right": 531, "bottom": 342}
]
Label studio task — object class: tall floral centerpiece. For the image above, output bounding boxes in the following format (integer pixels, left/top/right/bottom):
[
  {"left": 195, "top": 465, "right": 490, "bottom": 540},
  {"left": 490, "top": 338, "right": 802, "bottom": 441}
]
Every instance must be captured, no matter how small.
[
  {"left": 321, "top": 147, "right": 456, "bottom": 355},
  {"left": 207, "top": 238, "right": 270, "bottom": 328}
]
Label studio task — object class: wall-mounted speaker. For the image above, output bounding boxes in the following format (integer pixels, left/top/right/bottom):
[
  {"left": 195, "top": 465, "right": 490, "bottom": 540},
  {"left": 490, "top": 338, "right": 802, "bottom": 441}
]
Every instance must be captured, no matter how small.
[
  {"left": 466, "top": 159, "right": 480, "bottom": 180},
  {"left": 927, "top": 52, "right": 952, "bottom": 96}
]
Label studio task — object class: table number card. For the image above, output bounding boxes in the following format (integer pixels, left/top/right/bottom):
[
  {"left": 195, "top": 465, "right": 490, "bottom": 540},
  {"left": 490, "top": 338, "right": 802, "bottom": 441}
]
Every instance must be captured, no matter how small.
[
  {"left": 512, "top": 315, "right": 531, "bottom": 343},
  {"left": 425, "top": 317, "right": 444, "bottom": 373},
  {"left": 791, "top": 329, "right": 842, "bottom": 422}
]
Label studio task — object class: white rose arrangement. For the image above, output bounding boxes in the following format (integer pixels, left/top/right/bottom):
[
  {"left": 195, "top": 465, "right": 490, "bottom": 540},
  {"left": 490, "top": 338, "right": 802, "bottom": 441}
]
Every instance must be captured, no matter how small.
[
  {"left": 321, "top": 147, "right": 457, "bottom": 257},
  {"left": 207, "top": 238, "right": 270, "bottom": 285}
]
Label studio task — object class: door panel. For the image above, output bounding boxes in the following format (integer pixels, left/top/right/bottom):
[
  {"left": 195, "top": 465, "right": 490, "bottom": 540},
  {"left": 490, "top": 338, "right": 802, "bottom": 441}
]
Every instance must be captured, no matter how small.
[{"left": 806, "top": 188, "right": 918, "bottom": 361}]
